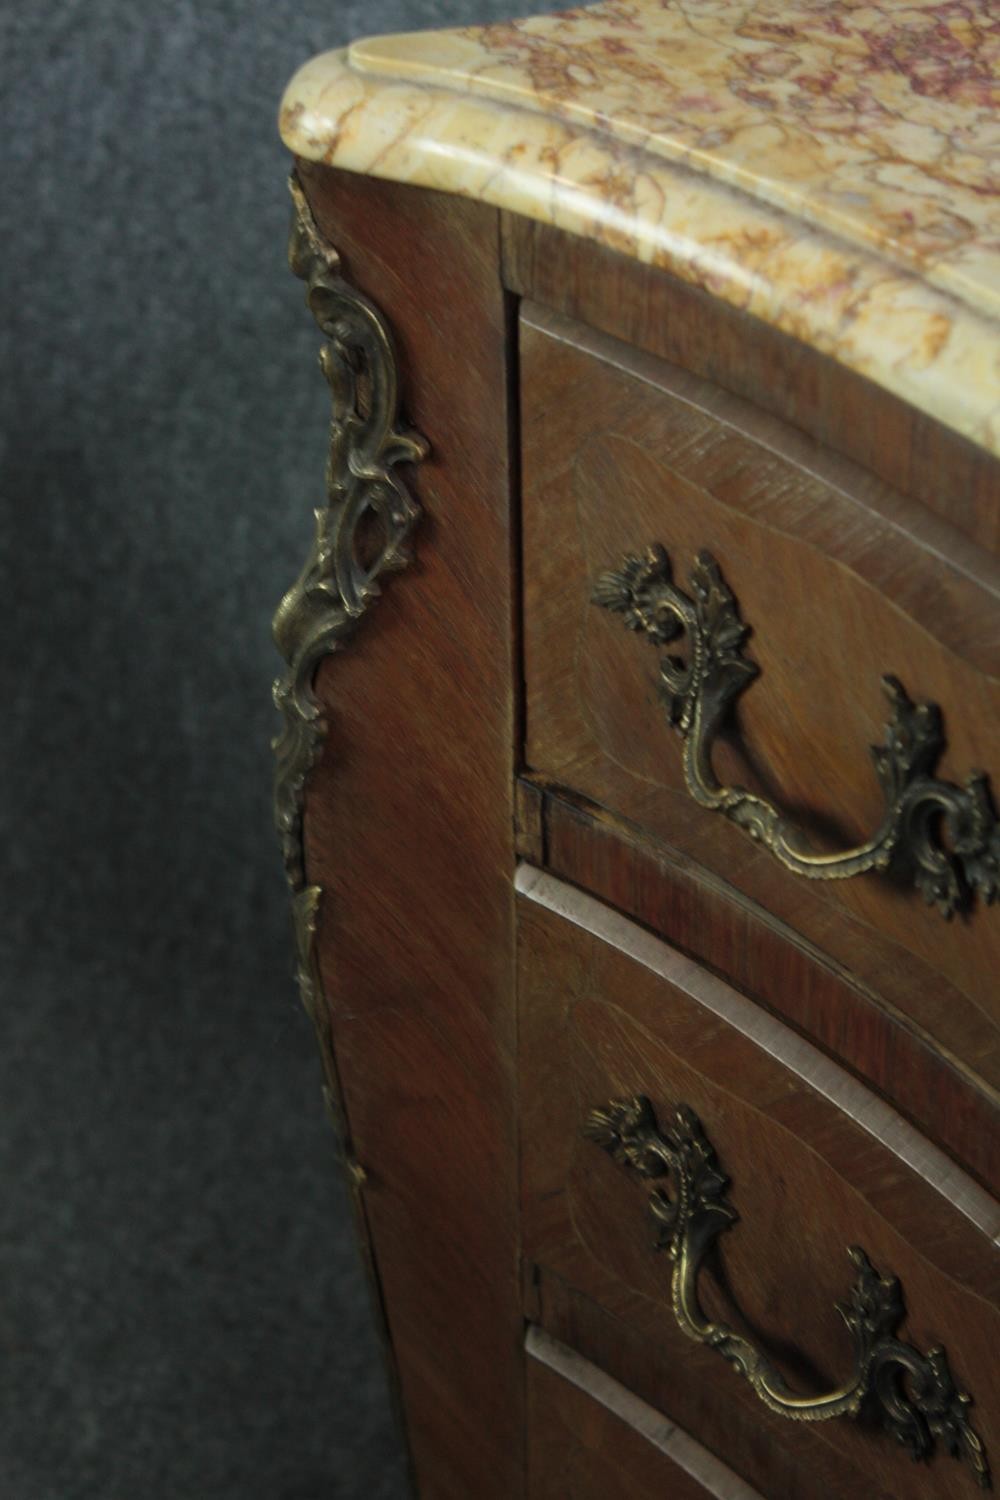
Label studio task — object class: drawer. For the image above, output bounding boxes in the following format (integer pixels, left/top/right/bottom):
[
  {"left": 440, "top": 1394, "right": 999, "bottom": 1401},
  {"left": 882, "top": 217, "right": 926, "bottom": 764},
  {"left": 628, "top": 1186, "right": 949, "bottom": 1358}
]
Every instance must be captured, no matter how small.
[
  {"left": 520, "top": 302, "right": 1000, "bottom": 1104},
  {"left": 526, "top": 1326, "right": 762, "bottom": 1499},
  {"left": 516, "top": 865, "right": 1000, "bottom": 1500}
]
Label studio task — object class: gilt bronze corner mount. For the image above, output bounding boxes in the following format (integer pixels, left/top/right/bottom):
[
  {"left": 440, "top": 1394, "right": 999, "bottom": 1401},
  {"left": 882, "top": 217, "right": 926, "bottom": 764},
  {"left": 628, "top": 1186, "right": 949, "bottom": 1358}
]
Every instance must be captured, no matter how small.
[
  {"left": 273, "top": 172, "right": 427, "bottom": 896},
  {"left": 268, "top": 173, "right": 427, "bottom": 1442}
]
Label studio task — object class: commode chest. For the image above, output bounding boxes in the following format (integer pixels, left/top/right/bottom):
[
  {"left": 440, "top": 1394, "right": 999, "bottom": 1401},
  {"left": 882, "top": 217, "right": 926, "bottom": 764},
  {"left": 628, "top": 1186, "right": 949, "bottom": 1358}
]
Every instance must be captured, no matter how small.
[{"left": 273, "top": 5, "right": 1000, "bottom": 1495}]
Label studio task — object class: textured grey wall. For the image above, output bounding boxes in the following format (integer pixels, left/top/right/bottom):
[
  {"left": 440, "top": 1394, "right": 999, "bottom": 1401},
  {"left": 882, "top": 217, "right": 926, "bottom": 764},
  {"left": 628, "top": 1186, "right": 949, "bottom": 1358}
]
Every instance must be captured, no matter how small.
[{"left": 1, "top": 3, "right": 528, "bottom": 1496}]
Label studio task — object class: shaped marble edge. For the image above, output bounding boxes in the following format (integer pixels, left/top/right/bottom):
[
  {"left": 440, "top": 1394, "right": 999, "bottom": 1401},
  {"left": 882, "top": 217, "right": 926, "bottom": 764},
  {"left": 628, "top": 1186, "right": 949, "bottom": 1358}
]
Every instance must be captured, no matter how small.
[{"left": 280, "top": 43, "right": 1000, "bottom": 460}]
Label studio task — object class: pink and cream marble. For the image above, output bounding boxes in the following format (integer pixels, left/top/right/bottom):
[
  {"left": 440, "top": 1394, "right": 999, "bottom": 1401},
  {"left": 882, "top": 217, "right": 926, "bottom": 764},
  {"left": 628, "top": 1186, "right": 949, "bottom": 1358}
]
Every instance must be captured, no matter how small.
[{"left": 281, "top": 1, "right": 1000, "bottom": 457}]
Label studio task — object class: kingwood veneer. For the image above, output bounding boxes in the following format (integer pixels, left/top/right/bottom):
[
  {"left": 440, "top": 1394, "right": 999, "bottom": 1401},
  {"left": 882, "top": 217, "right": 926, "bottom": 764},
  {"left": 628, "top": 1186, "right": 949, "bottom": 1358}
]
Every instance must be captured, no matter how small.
[{"left": 273, "top": 6, "right": 1000, "bottom": 1495}]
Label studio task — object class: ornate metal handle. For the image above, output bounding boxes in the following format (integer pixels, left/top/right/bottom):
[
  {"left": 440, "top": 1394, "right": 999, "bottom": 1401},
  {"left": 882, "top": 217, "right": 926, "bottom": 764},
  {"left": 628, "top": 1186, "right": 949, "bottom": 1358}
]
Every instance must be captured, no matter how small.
[
  {"left": 584, "top": 1095, "right": 989, "bottom": 1486},
  {"left": 592, "top": 546, "right": 1000, "bottom": 918}
]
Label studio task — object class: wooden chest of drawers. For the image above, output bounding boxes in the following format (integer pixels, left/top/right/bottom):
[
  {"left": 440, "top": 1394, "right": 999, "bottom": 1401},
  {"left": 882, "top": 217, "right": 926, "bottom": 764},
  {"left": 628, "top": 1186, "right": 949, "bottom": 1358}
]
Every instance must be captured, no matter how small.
[{"left": 274, "top": 9, "right": 1000, "bottom": 1495}]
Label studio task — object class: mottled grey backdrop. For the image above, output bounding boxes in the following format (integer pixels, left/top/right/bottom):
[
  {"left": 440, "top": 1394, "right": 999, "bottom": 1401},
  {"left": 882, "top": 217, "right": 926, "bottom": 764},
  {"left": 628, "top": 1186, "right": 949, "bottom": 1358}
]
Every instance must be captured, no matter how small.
[{"left": 1, "top": 3, "right": 522, "bottom": 1496}]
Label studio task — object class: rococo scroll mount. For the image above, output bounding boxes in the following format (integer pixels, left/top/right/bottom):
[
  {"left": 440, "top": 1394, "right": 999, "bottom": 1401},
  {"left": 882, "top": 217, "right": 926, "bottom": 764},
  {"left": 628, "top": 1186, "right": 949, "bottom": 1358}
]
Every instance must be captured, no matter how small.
[
  {"left": 269, "top": 173, "right": 427, "bottom": 1396},
  {"left": 592, "top": 545, "right": 1000, "bottom": 918},
  {"left": 273, "top": 174, "right": 427, "bottom": 894},
  {"left": 272, "top": 173, "right": 426, "bottom": 1150},
  {"left": 585, "top": 1094, "right": 990, "bottom": 1487}
]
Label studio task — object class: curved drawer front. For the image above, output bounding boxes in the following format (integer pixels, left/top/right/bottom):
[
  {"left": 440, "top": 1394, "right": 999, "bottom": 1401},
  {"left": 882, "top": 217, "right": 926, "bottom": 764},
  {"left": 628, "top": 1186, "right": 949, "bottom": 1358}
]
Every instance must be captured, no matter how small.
[
  {"left": 526, "top": 1327, "right": 763, "bottom": 1500},
  {"left": 520, "top": 302, "right": 1000, "bottom": 1104},
  {"left": 516, "top": 866, "right": 1000, "bottom": 1500}
]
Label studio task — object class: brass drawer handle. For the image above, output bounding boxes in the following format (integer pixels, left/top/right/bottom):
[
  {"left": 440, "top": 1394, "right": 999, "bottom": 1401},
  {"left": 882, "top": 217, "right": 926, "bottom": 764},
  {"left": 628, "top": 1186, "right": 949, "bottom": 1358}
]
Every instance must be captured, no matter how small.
[
  {"left": 592, "top": 546, "right": 1000, "bottom": 918},
  {"left": 584, "top": 1095, "right": 989, "bottom": 1487}
]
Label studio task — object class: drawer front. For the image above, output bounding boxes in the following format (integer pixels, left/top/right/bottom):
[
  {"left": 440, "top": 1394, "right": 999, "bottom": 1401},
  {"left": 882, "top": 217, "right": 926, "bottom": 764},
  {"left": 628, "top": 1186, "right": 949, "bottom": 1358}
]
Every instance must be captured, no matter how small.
[
  {"left": 531, "top": 784, "right": 1000, "bottom": 1197},
  {"left": 517, "top": 866, "right": 1000, "bottom": 1500},
  {"left": 520, "top": 303, "right": 1000, "bottom": 1102},
  {"left": 526, "top": 1326, "right": 761, "bottom": 1500}
]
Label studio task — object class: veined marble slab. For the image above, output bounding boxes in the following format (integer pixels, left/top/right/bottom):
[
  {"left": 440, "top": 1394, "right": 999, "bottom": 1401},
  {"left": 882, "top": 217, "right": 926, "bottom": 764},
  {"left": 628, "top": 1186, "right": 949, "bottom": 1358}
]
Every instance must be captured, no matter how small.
[{"left": 281, "top": 1, "right": 1000, "bottom": 458}]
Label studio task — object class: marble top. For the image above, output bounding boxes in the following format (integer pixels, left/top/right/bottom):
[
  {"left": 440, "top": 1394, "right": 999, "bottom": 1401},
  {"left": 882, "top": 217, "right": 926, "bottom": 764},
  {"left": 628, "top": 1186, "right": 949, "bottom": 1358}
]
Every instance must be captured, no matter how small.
[{"left": 281, "top": 1, "right": 1000, "bottom": 458}]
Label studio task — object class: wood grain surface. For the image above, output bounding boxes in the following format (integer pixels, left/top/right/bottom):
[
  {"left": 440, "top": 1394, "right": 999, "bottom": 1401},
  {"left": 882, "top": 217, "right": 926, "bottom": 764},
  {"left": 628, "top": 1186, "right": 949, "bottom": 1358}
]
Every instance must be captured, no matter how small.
[
  {"left": 288, "top": 166, "right": 1000, "bottom": 1500},
  {"left": 531, "top": 782, "right": 1000, "bottom": 1198},
  {"left": 521, "top": 301, "right": 1000, "bottom": 1112},
  {"left": 526, "top": 1327, "right": 762, "bottom": 1499},
  {"left": 297, "top": 162, "right": 523, "bottom": 1500},
  {"left": 502, "top": 215, "right": 1000, "bottom": 558},
  {"left": 517, "top": 875, "right": 1000, "bottom": 1500}
]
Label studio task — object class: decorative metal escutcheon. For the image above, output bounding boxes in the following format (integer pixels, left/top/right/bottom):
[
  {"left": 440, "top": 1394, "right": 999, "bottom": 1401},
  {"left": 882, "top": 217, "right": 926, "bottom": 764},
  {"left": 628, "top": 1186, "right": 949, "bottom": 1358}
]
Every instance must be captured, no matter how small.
[
  {"left": 592, "top": 545, "right": 1000, "bottom": 918},
  {"left": 584, "top": 1095, "right": 990, "bottom": 1487}
]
